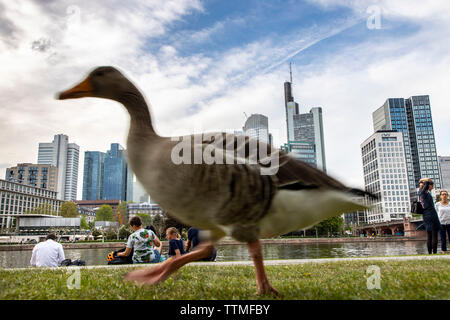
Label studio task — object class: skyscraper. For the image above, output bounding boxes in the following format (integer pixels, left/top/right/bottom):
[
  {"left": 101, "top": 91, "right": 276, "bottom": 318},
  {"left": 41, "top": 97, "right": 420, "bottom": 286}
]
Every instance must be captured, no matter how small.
[
  {"left": 82, "top": 151, "right": 106, "bottom": 200},
  {"left": 282, "top": 77, "right": 327, "bottom": 171},
  {"left": 361, "top": 131, "right": 411, "bottom": 223},
  {"left": 243, "top": 114, "right": 270, "bottom": 143},
  {"left": 372, "top": 95, "right": 441, "bottom": 202},
  {"left": 438, "top": 156, "right": 450, "bottom": 189},
  {"left": 37, "top": 134, "right": 79, "bottom": 201},
  {"left": 102, "top": 143, "right": 133, "bottom": 201},
  {"left": 293, "top": 107, "right": 327, "bottom": 171}
]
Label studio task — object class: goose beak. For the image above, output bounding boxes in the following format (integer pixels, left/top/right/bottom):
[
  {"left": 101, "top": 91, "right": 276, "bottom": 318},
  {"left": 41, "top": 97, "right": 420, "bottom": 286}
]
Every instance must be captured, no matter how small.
[{"left": 58, "top": 77, "right": 94, "bottom": 100}]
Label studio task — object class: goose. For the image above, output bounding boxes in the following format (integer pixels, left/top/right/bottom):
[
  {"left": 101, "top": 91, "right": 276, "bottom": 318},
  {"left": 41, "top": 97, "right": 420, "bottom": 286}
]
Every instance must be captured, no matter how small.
[{"left": 57, "top": 66, "right": 374, "bottom": 295}]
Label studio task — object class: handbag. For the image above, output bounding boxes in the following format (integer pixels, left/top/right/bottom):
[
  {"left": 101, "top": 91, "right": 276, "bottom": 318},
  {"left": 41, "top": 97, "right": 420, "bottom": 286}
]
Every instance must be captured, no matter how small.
[{"left": 411, "top": 200, "right": 424, "bottom": 215}]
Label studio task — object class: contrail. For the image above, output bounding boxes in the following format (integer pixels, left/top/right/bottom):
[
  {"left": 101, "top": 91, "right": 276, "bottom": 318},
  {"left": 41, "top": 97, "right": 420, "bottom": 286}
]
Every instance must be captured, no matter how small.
[{"left": 260, "top": 18, "right": 363, "bottom": 75}]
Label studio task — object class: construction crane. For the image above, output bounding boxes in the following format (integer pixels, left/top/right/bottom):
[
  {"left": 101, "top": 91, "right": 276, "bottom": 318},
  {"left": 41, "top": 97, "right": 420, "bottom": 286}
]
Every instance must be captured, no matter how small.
[
  {"left": 243, "top": 112, "right": 248, "bottom": 119},
  {"left": 117, "top": 209, "right": 123, "bottom": 226}
]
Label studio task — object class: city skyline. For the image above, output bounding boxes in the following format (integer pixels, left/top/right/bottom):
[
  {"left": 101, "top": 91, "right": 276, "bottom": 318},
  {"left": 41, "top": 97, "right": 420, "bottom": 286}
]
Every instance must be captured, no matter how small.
[{"left": 1, "top": 1, "right": 450, "bottom": 195}]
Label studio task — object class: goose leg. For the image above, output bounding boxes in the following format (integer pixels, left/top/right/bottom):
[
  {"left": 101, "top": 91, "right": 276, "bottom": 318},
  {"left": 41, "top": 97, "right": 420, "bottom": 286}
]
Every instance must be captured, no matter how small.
[
  {"left": 248, "top": 240, "right": 278, "bottom": 295},
  {"left": 124, "top": 242, "right": 214, "bottom": 285}
]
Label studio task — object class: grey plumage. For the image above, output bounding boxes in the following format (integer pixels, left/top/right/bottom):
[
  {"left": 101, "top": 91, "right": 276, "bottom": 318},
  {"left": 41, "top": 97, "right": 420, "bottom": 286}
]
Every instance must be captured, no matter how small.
[{"left": 59, "top": 66, "right": 372, "bottom": 244}]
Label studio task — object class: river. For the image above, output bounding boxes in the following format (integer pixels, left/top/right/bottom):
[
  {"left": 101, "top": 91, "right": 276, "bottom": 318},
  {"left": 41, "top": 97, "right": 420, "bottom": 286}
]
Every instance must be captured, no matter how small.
[{"left": 0, "top": 240, "right": 433, "bottom": 268}]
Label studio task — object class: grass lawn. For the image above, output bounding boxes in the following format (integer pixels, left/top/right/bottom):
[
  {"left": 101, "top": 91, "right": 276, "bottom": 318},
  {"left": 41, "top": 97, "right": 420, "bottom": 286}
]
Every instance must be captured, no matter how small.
[{"left": 1, "top": 259, "right": 449, "bottom": 300}]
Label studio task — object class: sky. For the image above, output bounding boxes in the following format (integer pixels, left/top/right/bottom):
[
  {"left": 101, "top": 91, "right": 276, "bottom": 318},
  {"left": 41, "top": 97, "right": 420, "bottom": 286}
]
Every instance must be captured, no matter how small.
[{"left": 0, "top": 0, "right": 449, "bottom": 199}]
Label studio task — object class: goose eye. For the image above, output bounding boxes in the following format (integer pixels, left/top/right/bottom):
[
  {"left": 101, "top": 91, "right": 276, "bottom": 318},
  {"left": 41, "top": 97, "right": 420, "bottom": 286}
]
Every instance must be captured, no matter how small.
[{"left": 95, "top": 71, "right": 104, "bottom": 77}]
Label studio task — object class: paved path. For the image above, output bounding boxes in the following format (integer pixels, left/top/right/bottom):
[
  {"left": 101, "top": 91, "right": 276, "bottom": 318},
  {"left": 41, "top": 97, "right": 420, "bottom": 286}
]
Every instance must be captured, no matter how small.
[{"left": 3, "top": 254, "right": 449, "bottom": 272}]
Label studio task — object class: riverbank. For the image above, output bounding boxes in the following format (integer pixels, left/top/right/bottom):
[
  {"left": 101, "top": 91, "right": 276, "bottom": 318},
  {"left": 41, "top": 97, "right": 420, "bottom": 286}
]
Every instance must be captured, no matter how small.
[
  {"left": 0, "top": 236, "right": 426, "bottom": 251},
  {"left": 1, "top": 256, "right": 448, "bottom": 299}
]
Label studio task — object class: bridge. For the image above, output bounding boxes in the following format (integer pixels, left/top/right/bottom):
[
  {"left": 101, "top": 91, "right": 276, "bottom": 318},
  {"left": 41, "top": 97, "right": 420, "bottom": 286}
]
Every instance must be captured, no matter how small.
[{"left": 354, "top": 217, "right": 426, "bottom": 238}]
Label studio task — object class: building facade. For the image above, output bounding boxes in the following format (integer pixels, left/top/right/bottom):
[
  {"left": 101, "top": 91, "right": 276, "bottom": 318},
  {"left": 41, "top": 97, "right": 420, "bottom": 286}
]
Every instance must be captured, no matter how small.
[
  {"left": 0, "top": 179, "right": 63, "bottom": 230},
  {"left": 361, "top": 131, "right": 411, "bottom": 223},
  {"left": 133, "top": 178, "right": 150, "bottom": 203},
  {"left": 293, "top": 107, "right": 326, "bottom": 171},
  {"left": 283, "top": 80, "right": 327, "bottom": 171},
  {"left": 82, "top": 143, "right": 133, "bottom": 202},
  {"left": 82, "top": 151, "right": 106, "bottom": 200},
  {"left": 5, "top": 163, "right": 58, "bottom": 192},
  {"left": 243, "top": 114, "right": 270, "bottom": 143},
  {"left": 37, "top": 134, "right": 79, "bottom": 201},
  {"left": 372, "top": 96, "right": 441, "bottom": 203},
  {"left": 102, "top": 143, "right": 133, "bottom": 201},
  {"left": 438, "top": 156, "right": 450, "bottom": 189},
  {"left": 127, "top": 202, "right": 164, "bottom": 218}
]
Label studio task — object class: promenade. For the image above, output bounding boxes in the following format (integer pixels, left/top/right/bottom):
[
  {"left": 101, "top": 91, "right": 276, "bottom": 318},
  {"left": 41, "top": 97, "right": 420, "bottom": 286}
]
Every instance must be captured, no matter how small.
[{"left": 0, "top": 236, "right": 427, "bottom": 251}]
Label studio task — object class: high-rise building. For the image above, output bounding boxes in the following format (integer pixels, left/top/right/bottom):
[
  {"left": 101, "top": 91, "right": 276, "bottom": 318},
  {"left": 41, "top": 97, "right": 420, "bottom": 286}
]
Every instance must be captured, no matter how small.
[
  {"left": 372, "top": 96, "right": 441, "bottom": 202},
  {"left": 82, "top": 151, "right": 106, "bottom": 200},
  {"left": 283, "top": 78, "right": 327, "bottom": 171},
  {"left": 102, "top": 143, "right": 133, "bottom": 201},
  {"left": 133, "top": 177, "right": 150, "bottom": 203},
  {"left": 293, "top": 107, "right": 326, "bottom": 171},
  {"left": 0, "top": 179, "right": 63, "bottom": 230},
  {"left": 243, "top": 114, "right": 270, "bottom": 143},
  {"left": 37, "top": 134, "right": 79, "bottom": 201},
  {"left": 438, "top": 156, "right": 450, "bottom": 189},
  {"left": 5, "top": 163, "right": 58, "bottom": 192},
  {"left": 361, "top": 131, "right": 411, "bottom": 223}
]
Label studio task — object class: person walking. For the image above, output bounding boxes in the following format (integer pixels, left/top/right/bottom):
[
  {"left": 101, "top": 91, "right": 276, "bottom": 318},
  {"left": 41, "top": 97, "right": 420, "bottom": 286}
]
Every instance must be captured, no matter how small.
[
  {"left": 30, "top": 233, "right": 65, "bottom": 267},
  {"left": 436, "top": 190, "right": 450, "bottom": 254},
  {"left": 117, "top": 216, "right": 162, "bottom": 264},
  {"left": 418, "top": 178, "right": 441, "bottom": 254}
]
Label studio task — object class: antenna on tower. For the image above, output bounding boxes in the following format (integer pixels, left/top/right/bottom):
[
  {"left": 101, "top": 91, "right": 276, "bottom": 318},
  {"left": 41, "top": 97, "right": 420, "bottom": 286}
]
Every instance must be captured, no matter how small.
[{"left": 289, "top": 62, "right": 293, "bottom": 84}]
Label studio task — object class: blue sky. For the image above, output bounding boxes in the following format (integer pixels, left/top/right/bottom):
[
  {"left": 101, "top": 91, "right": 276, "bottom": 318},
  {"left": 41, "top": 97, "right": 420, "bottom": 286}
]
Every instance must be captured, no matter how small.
[{"left": 0, "top": 0, "right": 449, "bottom": 197}]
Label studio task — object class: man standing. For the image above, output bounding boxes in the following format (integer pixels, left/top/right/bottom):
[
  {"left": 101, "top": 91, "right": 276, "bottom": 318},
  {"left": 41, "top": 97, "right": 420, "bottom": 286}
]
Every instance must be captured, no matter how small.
[{"left": 30, "top": 234, "right": 65, "bottom": 267}]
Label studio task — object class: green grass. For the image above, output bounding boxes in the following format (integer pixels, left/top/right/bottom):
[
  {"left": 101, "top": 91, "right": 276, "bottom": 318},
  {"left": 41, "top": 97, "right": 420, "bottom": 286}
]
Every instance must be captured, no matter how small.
[{"left": 1, "top": 259, "right": 449, "bottom": 300}]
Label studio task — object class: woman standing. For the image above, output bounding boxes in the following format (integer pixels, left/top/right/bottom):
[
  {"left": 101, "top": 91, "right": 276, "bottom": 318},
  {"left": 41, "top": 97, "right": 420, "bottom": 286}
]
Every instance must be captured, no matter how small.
[
  {"left": 436, "top": 190, "right": 450, "bottom": 254},
  {"left": 418, "top": 178, "right": 441, "bottom": 254}
]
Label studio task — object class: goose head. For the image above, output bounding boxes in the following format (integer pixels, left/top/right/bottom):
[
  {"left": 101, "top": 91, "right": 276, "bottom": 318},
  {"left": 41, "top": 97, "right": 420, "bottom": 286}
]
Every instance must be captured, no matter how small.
[{"left": 58, "top": 66, "right": 136, "bottom": 102}]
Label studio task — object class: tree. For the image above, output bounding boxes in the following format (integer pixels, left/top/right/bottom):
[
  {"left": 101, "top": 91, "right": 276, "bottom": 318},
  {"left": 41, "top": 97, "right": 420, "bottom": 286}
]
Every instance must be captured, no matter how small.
[
  {"left": 80, "top": 215, "right": 89, "bottom": 230},
  {"left": 104, "top": 228, "right": 118, "bottom": 240},
  {"left": 95, "top": 205, "right": 114, "bottom": 221},
  {"left": 152, "top": 214, "right": 165, "bottom": 239},
  {"left": 136, "top": 213, "right": 152, "bottom": 227},
  {"left": 315, "top": 216, "right": 344, "bottom": 236},
  {"left": 60, "top": 201, "right": 79, "bottom": 217},
  {"left": 164, "top": 213, "right": 189, "bottom": 238},
  {"left": 91, "top": 228, "right": 101, "bottom": 239},
  {"left": 25, "top": 203, "right": 57, "bottom": 216},
  {"left": 119, "top": 224, "right": 132, "bottom": 239}
]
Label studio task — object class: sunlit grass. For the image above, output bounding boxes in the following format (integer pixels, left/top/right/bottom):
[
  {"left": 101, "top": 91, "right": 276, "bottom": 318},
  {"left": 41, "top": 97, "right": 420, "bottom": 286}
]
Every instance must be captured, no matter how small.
[{"left": 1, "top": 259, "right": 448, "bottom": 300}]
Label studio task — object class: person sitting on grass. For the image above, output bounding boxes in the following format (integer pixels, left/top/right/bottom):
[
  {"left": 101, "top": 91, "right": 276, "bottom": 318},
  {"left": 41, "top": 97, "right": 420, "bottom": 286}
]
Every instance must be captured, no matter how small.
[
  {"left": 166, "top": 227, "right": 185, "bottom": 258},
  {"left": 185, "top": 227, "right": 217, "bottom": 262},
  {"left": 30, "top": 233, "right": 65, "bottom": 267},
  {"left": 117, "top": 216, "right": 162, "bottom": 264}
]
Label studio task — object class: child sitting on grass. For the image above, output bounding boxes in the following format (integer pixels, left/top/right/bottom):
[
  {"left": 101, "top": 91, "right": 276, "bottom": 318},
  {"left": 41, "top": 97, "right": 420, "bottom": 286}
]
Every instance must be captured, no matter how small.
[{"left": 166, "top": 227, "right": 185, "bottom": 258}]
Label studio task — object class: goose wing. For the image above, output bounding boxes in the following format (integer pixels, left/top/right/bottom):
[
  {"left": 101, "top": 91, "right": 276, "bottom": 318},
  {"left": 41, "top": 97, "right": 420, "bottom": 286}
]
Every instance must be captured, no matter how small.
[{"left": 196, "top": 132, "right": 373, "bottom": 198}]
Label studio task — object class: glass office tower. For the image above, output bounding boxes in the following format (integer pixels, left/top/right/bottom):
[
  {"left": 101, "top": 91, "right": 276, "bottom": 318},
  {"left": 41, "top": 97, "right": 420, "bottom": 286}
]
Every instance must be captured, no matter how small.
[
  {"left": 82, "top": 151, "right": 105, "bottom": 200},
  {"left": 372, "top": 95, "right": 441, "bottom": 204}
]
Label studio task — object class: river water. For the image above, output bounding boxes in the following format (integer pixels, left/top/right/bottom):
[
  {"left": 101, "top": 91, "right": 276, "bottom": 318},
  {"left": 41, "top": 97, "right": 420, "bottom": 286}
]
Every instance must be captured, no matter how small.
[{"left": 0, "top": 240, "right": 433, "bottom": 269}]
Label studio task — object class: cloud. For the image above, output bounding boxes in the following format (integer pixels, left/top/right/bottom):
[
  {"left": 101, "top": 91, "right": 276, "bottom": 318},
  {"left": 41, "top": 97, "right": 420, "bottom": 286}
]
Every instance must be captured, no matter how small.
[{"left": 0, "top": 0, "right": 449, "bottom": 199}]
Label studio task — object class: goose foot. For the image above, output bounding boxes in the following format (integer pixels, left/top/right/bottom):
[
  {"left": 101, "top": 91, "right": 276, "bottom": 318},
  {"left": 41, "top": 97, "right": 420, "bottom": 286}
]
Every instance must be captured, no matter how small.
[
  {"left": 123, "top": 243, "right": 214, "bottom": 286},
  {"left": 123, "top": 263, "right": 168, "bottom": 285},
  {"left": 248, "top": 240, "right": 279, "bottom": 296}
]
